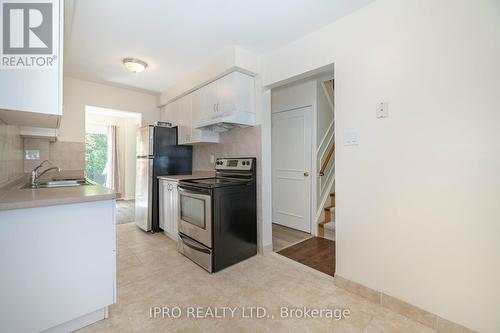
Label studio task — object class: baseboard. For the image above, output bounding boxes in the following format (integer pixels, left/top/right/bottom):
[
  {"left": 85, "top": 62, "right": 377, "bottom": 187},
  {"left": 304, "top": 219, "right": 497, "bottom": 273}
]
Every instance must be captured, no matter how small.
[
  {"left": 41, "top": 307, "right": 107, "bottom": 333},
  {"left": 260, "top": 243, "right": 273, "bottom": 254},
  {"left": 333, "top": 275, "right": 477, "bottom": 333}
]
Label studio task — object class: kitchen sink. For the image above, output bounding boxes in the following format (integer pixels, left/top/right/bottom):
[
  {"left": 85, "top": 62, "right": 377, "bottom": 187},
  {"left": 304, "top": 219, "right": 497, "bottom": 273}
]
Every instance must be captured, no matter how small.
[{"left": 23, "top": 178, "right": 92, "bottom": 189}]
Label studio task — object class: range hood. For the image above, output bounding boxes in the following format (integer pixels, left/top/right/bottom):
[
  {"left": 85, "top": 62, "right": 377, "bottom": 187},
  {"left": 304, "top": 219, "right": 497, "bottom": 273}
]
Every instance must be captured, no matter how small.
[{"left": 195, "top": 111, "right": 255, "bottom": 133}]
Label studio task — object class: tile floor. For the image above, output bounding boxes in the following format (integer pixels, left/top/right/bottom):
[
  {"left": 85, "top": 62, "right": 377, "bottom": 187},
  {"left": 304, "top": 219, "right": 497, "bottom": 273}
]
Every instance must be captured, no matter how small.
[
  {"left": 272, "top": 223, "right": 311, "bottom": 251},
  {"left": 116, "top": 200, "right": 135, "bottom": 225},
  {"left": 78, "top": 223, "right": 435, "bottom": 333}
]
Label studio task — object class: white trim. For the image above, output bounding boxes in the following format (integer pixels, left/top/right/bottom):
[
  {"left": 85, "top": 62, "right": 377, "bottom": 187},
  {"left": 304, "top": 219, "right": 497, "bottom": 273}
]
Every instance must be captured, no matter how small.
[
  {"left": 42, "top": 307, "right": 107, "bottom": 333},
  {"left": 316, "top": 121, "right": 334, "bottom": 154},
  {"left": 320, "top": 80, "right": 334, "bottom": 112}
]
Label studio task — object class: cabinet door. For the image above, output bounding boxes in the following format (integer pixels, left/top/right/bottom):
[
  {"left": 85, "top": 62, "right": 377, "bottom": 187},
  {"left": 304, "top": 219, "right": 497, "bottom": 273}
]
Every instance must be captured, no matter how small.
[
  {"left": 170, "top": 182, "right": 179, "bottom": 238},
  {"left": 191, "top": 88, "right": 205, "bottom": 125},
  {"left": 215, "top": 73, "right": 235, "bottom": 117},
  {"left": 159, "top": 181, "right": 168, "bottom": 231},
  {"left": 177, "top": 96, "right": 192, "bottom": 145},
  {"left": 217, "top": 72, "right": 255, "bottom": 116},
  {"left": 205, "top": 81, "right": 220, "bottom": 121},
  {"left": 162, "top": 105, "right": 171, "bottom": 123},
  {"left": 167, "top": 100, "right": 180, "bottom": 127},
  {"left": 0, "top": 0, "right": 62, "bottom": 122}
]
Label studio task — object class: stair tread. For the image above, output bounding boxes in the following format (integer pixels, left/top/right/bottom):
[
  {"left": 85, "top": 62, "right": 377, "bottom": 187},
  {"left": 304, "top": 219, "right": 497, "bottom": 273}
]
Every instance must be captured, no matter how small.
[
  {"left": 324, "top": 205, "right": 335, "bottom": 210},
  {"left": 329, "top": 193, "right": 335, "bottom": 197}
]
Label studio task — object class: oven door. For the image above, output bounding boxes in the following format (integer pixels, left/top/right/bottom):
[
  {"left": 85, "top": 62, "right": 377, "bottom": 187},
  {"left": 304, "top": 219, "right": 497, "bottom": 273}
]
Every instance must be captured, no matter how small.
[{"left": 178, "top": 186, "right": 212, "bottom": 248}]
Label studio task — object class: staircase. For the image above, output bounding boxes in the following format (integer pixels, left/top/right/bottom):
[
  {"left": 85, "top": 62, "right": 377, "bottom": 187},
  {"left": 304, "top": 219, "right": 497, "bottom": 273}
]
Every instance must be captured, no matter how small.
[
  {"left": 318, "top": 192, "right": 335, "bottom": 238},
  {"left": 316, "top": 77, "right": 335, "bottom": 239}
]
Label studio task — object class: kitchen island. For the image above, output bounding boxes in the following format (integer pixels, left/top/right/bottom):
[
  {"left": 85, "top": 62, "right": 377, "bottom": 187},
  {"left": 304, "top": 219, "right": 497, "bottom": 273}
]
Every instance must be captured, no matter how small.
[{"left": 0, "top": 175, "right": 117, "bottom": 333}]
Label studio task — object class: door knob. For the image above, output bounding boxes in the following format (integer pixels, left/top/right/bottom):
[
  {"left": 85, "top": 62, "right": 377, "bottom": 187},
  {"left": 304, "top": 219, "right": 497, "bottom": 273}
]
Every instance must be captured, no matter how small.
[{"left": 304, "top": 172, "right": 309, "bottom": 177}]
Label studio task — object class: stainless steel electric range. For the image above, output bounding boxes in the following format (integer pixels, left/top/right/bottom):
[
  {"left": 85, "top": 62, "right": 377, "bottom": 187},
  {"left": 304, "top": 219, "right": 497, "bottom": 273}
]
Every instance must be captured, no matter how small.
[{"left": 177, "top": 158, "right": 257, "bottom": 272}]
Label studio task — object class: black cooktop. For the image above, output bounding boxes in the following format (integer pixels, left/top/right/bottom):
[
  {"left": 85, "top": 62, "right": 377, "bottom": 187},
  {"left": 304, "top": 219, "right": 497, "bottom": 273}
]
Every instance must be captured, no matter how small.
[{"left": 180, "top": 177, "right": 247, "bottom": 189}]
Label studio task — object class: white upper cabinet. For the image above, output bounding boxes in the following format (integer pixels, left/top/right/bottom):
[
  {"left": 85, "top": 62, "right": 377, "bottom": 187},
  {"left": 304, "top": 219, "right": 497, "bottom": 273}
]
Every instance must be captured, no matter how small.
[
  {"left": 195, "top": 71, "right": 256, "bottom": 131},
  {"left": 162, "top": 71, "right": 255, "bottom": 142},
  {"left": 164, "top": 72, "right": 255, "bottom": 144},
  {"left": 169, "top": 93, "right": 219, "bottom": 145},
  {"left": 177, "top": 95, "right": 192, "bottom": 145},
  {"left": 0, "top": 0, "right": 63, "bottom": 128},
  {"left": 191, "top": 88, "right": 219, "bottom": 144}
]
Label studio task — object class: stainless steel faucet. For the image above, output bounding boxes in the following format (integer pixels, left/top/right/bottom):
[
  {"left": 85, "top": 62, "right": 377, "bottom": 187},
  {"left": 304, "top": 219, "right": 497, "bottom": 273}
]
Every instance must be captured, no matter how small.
[{"left": 30, "top": 160, "right": 61, "bottom": 188}]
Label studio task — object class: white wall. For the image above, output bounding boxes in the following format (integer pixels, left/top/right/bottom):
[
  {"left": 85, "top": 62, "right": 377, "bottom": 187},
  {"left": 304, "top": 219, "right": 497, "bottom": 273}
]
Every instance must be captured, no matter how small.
[
  {"left": 263, "top": 0, "right": 500, "bottom": 332},
  {"left": 61, "top": 77, "right": 159, "bottom": 142}
]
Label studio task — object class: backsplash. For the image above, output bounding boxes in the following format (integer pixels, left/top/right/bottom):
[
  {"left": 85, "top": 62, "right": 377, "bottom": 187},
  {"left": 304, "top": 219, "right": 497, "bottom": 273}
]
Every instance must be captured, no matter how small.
[
  {"left": 0, "top": 122, "right": 23, "bottom": 185},
  {"left": 23, "top": 138, "right": 85, "bottom": 172},
  {"left": 192, "top": 125, "right": 262, "bottom": 171}
]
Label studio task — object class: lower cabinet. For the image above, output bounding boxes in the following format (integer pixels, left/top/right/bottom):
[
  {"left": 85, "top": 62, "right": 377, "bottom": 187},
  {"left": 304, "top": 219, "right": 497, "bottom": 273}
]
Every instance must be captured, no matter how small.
[
  {"left": 159, "top": 179, "right": 179, "bottom": 241},
  {"left": 0, "top": 199, "right": 116, "bottom": 332}
]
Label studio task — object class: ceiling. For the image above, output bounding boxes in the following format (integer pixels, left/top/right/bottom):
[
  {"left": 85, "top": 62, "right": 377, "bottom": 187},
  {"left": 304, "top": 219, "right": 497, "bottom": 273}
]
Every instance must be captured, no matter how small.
[{"left": 64, "top": 0, "right": 374, "bottom": 93}]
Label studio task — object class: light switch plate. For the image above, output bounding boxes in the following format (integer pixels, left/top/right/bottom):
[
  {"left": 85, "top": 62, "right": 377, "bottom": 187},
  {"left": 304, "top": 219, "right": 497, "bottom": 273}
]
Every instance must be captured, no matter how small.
[
  {"left": 210, "top": 155, "right": 215, "bottom": 164},
  {"left": 25, "top": 150, "right": 40, "bottom": 160},
  {"left": 376, "top": 102, "right": 389, "bottom": 118},
  {"left": 343, "top": 129, "right": 360, "bottom": 146}
]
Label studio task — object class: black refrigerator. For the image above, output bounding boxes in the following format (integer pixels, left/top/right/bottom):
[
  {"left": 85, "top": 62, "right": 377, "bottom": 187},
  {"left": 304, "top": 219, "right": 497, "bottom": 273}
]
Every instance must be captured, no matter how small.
[{"left": 135, "top": 125, "right": 192, "bottom": 232}]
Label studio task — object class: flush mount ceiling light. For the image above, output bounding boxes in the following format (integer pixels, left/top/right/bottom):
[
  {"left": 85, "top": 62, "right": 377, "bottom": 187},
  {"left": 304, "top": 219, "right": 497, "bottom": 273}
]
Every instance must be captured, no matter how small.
[{"left": 123, "top": 58, "right": 148, "bottom": 73}]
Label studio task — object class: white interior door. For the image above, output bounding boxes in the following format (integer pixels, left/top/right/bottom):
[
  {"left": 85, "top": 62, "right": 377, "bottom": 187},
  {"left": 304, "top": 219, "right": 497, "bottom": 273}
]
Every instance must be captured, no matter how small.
[{"left": 272, "top": 106, "right": 312, "bottom": 233}]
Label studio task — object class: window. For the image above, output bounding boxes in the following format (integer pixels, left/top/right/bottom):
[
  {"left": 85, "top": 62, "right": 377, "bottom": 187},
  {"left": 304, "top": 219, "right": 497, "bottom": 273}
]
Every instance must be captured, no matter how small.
[{"left": 85, "top": 132, "right": 108, "bottom": 185}]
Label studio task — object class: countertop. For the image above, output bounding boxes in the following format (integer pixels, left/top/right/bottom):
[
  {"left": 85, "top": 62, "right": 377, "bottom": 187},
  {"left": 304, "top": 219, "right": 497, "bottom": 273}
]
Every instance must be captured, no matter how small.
[
  {"left": 157, "top": 171, "right": 215, "bottom": 182},
  {"left": 0, "top": 171, "right": 116, "bottom": 211}
]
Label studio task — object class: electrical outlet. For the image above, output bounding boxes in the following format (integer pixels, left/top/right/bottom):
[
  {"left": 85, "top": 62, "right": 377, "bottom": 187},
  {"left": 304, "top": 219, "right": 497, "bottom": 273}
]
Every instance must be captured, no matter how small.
[
  {"left": 25, "top": 150, "right": 40, "bottom": 160},
  {"left": 376, "top": 102, "right": 389, "bottom": 119},
  {"left": 343, "top": 129, "right": 359, "bottom": 146}
]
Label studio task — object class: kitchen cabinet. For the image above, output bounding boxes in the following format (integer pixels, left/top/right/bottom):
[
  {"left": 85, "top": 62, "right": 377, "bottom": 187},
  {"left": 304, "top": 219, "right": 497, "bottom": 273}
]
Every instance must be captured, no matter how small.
[
  {"left": 162, "top": 71, "right": 255, "bottom": 140},
  {"left": 0, "top": 0, "right": 63, "bottom": 128},
  {"left": 159, "top": 179, "right": 179, "bottom": 241},
  {"left": 167, "top": 93, "right": 219, "bottom": 145},
  {"left": 177, "top": 95, "right": 193, "bottom": 145},
  {"left": 195, "top": 71, "right": 255, "bottom": 126},
  {"left": 0, "top": 199, "right": 116, "bottom": 332}
]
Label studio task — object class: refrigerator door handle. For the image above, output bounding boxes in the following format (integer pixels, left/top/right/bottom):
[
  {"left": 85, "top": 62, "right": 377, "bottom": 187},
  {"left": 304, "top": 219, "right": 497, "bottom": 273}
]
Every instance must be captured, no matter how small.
[{"left": 149, "top": 126, "right": 154, "bottom": 156}]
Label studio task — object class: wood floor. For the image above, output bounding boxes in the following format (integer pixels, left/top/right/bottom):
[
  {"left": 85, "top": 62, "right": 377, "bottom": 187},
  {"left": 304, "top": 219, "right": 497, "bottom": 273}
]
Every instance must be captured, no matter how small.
[
  {"left": 116, "top": 200, "right": 135, "bottom": 225},
  {"left": 272, "top": 223, "right": 311, "bottom": 252},
  {"left": 278, "top": 237, "right": 335, "bottom": 276}
]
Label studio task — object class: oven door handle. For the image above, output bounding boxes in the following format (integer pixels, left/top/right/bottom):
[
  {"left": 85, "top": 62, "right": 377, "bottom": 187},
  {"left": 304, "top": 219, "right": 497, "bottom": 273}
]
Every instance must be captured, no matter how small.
[
  {"left": 179, "top": 234, "right": 211, "bottom": 254},
  {"left": 178, "top": 186, "right": 211, "bottom": 196}
]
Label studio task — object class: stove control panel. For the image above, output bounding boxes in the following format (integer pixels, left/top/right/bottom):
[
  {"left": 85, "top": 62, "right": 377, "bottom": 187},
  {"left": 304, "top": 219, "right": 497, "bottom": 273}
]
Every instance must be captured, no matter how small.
[{"left": 215, "top": 158, "right": 254, "bottom": 170}]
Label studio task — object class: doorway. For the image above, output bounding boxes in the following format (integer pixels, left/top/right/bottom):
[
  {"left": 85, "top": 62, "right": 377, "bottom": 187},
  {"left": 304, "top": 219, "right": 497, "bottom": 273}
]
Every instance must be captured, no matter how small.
[
  {"left": 85, "top": 106, "right": 141, "bottom": 224},
  {"left": 270, "top": 69, "right": 336, "bottom": 276}
]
